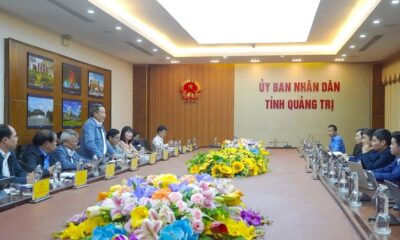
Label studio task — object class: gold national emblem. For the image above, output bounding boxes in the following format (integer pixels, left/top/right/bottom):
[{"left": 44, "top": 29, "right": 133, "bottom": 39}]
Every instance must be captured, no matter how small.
[{"left": 179, "top": 79, "right": 201, "bottom": 102}]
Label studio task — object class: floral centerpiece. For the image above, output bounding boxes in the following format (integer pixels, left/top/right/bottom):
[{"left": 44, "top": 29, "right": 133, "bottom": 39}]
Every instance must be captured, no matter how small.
[
  {"left": 53, "top": 174, "right": 269, "bottom": 240},
  {"left": 187, "top": 147, "right": 270, "bottom": 178}
]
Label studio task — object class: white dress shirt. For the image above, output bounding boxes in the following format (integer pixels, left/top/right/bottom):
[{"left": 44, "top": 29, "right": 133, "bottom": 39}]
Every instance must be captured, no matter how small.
[
  {"left": 152, "top": 135, "right": 164, "bottom": 150},
  {"left": 1, "top": 149, "right": 11, "bottom": 177}
]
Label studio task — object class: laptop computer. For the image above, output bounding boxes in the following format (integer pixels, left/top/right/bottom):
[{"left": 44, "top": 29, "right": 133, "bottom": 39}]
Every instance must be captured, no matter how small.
[
  {"left": 348, "top": 161, "right": 375, "bottom": 190},
  {"left": 385, "top": 180, "right": 400, "bottom": 208}
]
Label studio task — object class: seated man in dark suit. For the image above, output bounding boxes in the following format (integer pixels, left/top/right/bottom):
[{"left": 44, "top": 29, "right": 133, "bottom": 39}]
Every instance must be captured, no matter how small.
[
  {"left": 52, "top": 129, "right": 88, "bottom": 171},
  {"left": 0, "top": 124, "right": 32, "bottom": 184},
  {"left": 79, "top": 104, "right": 114, "bottom": 160},
  {"left": 21, "top": 129, "right": 57, "bottom": 178},
  {"left": 362, "top": 128, "right": 396, "bottom": 170}
]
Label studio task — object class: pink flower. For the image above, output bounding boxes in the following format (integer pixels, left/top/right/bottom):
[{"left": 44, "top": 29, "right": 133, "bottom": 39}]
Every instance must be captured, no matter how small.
[
  {"left": 199, "top": 181, "right": 210, "bottom": 191},
  {"left": 176, "top": 200, "right": 188, "bottom": 212},
  {"left": 191, "top": 220, "right": 205, "bottom": 233},
  {"left": 134, "top": 219, "right": 162, "bottom": 240},
  {"left": 203, "top": 199, "right": 215, "bottom": 209},
  {"left": 168, "top": 192, "right": 182, "bottom": 203},
  {"left": 190, "top": 193, "right": 204, "bottom": 206},
  {"left": 190, "top": 208, "right": 203, "bottom": 220},
  {"left": 202, "top": 189, "right": 215, "bottom": 201}
]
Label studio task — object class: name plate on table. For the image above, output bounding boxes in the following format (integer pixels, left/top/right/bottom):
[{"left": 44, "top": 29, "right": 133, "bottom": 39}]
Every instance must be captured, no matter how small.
[
  {"left": 182, "top": 146, "right": 187, "bottom": 154},
  {"left": 149, "top": 153, "right": 157, "bottom": 165},
  {"left": 162, "top": 149, "right": 169, "bottom": 160},
  {"left": 105, "top": 162, "right": 116, "bottom": 180},
  {"left": 130, "top": 158, "right": 138, "bottom": 171},
  {"left": 31, "top": 178, "right": 52, "bottom": 203},
  {"left": 74, "top": 170, "right": 88, "bottom": 189},
  {"left": 174, "top": 147, "right": 179, "bottom": 157},
  {"left": 189, "top": 144, "right": 193, "bottom": 152}
]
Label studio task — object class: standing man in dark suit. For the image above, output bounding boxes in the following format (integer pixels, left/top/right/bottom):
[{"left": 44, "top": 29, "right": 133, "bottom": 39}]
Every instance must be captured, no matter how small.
[
  {"left": 52, "top": 129, "right": 88, "bottom": 171},
  {"left": 79, "top": 104, "right": 114, "bottom": 160},
  {"left": 21, "top": 129, "right": 57, "bottom": 178},
  {"left": 0, "top": 124, "right": 31, "bottom": 184}
]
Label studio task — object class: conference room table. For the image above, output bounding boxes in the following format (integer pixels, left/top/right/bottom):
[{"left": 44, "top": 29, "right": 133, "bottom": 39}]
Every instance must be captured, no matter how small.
[{"left": 0, "top": 148, "right": 398, "bottom": 239}]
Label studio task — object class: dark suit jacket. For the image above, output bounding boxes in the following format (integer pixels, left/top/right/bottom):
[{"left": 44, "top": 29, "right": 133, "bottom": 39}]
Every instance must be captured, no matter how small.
[
  {"left": 361, "top": 147, "right": 396, "bottom": 170},
  {"left": 52, "top": 145, "right": 87, "bottom": 171},
  {"left": 0, "top": 151, "right": 27, "bottom": 184},
  {"left": 352, "top": 143, "right": 362, "bottom": 157},
  {"left": 20, "top": 145, "right": 55, "bottom": 178}
]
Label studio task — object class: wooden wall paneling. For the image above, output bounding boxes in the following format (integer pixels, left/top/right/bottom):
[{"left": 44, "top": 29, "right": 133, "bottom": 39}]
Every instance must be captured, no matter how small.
[
  {"left": 132, "top": 65, "right": 148, "bottom": 139},
  {"left": 148, "top": 64, "right": 234, "bottom": 147},
  {"left": 371, "top": 63, "right": 384, "bottom": 129},
  {"left": 5, "top": 39, "right": 111, "bottom": 145}
]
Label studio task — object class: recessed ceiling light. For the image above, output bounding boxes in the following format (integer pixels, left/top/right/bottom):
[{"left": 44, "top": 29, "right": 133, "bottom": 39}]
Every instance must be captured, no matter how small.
[
  {"left": 210, "top": 59, "right": 220, "bottom": 63},
  {"left": 359, "top": 34, "right": 366, "bottom": 38},
  {"left": 280, "top": 55, "right": 285, "bottom": 58},
  {"left": 349, "top": 45, "right": 355, "bottom": 49},
  {"left": 335, "top": 58, "right": 345, "bottom": 62},
  {"left": 292, "top": 58, "right": 302, "bottom": 62},
  {"left": 87, "top": 9, "right": 95, "bottom": 14},
  {"left": 166, "top": 56, "right": 170, "bottom": 60},
  {"left": 341, "top": 54, "right": 347, "bottom": 57},
  {"left": 391, "top": 0, "right": 399, "bottom": 4},
  {"left": 223, "top": 56, "right": 228, "bottom": 59},
  {"left": 115, "top": 26, "right": 122, "bottom": 30},
  {"left": 153, "top": 48, "right": 158, "bottom": 52},
  {"left": 250, "top": 59, "right": 260, "bottom": 63},
  {"left": 156, "top": 0, "right": 320, "bottom": 44},
  {"left": 136, "top": 38, "right": 142, "bottom": 43},
  {"left": 171, "top": 60, "right": 180, "bottom": 64},
  {"left": 373, "top": 19, "right": 380, "bottom": 24}
]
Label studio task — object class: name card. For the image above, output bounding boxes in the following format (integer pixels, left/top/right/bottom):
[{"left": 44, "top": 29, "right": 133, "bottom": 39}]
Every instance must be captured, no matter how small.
[
  {"left": 74, "top": 170, "right": 88, "bottom": 188},
  {"left": 32, "top": 178, "right": 50, "bottom": 202},
  {"left": 162, "top": 149, "right": 169, "bottom": 160},
  {"left": 182, "top": 146, "right": 187, "bottom": 154},
  {"left": 149, "top": 153, "right": 157, "bottom": 165},
  {"left": 130, "top": 158, "right": 138, "bottom": 171},
  {"left": 174, "top": 147, "right": 179, "bottom": 156},
  {"left": 105, "top": 162, "right": 116, "bottom": 179}
]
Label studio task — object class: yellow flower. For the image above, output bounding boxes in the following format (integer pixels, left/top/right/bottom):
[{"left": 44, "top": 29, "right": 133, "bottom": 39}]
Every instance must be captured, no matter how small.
[
  {"left": 60, "top": 223, "right": 85, "bottom": 240},
  {"left": 222, "top": 218, "right": 256, "bottom": 240},
  {"left": 79, "top": 216, "right": 106, "bottom": 235},
  {"left": 131, "top": 206, "right": 149, "bottom": 228},
  {"left": 219, "top": 165, "right": 234, "bottom": 176},
  {"left": 189, "top": 165, "right": 199, "bottom": 174},
  {"left": 211, "top": 165, "right": 222, "bottom": 177},
  {"left": 232, "top": 161, "right": 244, "bottom": 173},
  {"left": 152, "top": 174, "right": 178, "bottom": 188}
]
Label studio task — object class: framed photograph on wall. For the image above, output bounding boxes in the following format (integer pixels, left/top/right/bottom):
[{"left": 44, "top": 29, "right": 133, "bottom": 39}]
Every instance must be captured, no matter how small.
[
  {"left": 88, "top": 101, "right": 103, "bottom": 117},
  {"left": 27, "top": 53, "right": 54, "bottom": 91},
  {"left": 62, "top": 99, "right": 82, "bottom": 128},
  {"left": 62, "top": 63, "right": 81, "bottom": 95},
  {"left": 27, "top": 94, "right": 54, "bottom": 128},
  {"left": 88, "top": 71, "right": 104, "bottom": 98}
]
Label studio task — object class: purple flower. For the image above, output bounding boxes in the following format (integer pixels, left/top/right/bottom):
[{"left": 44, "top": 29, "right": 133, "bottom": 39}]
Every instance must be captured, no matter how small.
[
  {"left": 129, "top": 233, "right": 139, "bottom": 240},
  {"left": 127, "top": 176, "right": 146, "bottom": 188},
  {"left": 169, "top": 182, "right": 189, "bottom": 192},
  {"left": 66, "top": 211, "right": 87, "bottom": 224},
  {"left": 134, "top": 185, "right": 157, "bottom": 200},
  {"left": 240, "top": 209, "right": 261, "bottom": 226},
  {"left": 195, "top": 174, "right": 213, "bottom": 182}
]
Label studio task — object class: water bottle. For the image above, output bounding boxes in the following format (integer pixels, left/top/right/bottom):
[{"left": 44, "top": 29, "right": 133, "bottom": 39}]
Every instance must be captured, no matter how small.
[
  {"left": 349, "top": 172, "right": 362, "bottom": 207},
  {"left": 34, "top": 164, "right": 43, "bottom": 182},
  {"left": 52, "top": 162, "right": 62, "bottom": 188},
  {"left": 76, "top": 159, "right": 84, "bottom": 171},
  {"left": 92, "top": 155, "right": 99, "bottom": 177},
  {"left": 374, "top": 188, "right": 391, "bottom": 235},
  {"left": 192, "top": 137, "right": 197, "bottom": 149},
  {"left": 178, "top": 140, "right": 182, "bottom": 153}
]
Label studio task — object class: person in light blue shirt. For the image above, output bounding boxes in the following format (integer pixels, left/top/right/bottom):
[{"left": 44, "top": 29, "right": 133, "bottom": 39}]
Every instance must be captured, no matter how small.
[
  {"left": 372, "top": 131, "right": 400, "bottom": 183},
  {"left": 328, "top": 124, "right": 346, "bottom": 153},
  {"left": 79, "top": 104, "right": 114, "bottom": 160}
]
